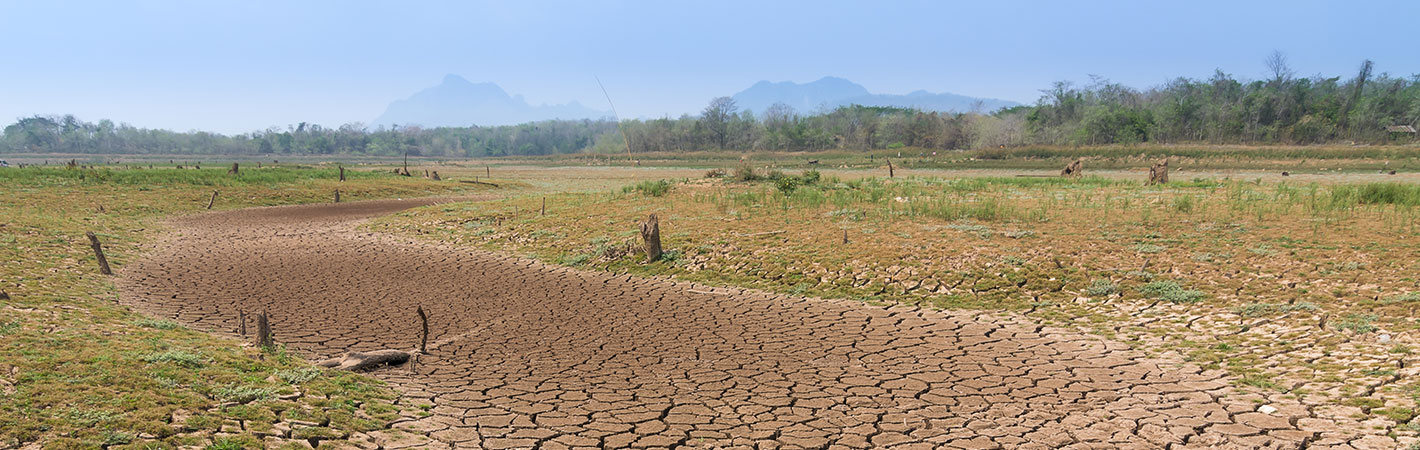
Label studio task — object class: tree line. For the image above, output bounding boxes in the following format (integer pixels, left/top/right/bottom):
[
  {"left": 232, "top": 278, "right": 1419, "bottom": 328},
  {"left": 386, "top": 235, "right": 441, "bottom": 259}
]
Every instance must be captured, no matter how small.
[{"left": 4, "top": 56, "right": 1416, "bottom": 157}]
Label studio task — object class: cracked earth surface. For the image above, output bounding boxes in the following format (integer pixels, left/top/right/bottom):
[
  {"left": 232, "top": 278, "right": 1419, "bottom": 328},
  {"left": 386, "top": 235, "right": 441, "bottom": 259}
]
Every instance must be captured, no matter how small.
[{"left": 119, "top": 199, "right": 1330, "bottom": 449}]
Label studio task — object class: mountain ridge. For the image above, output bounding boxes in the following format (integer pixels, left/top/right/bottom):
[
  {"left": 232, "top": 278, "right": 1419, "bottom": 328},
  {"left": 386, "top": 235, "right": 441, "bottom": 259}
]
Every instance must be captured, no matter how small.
[
  {"left": 371, "top": 74, "right": 609, "bottom": 128},
  {"left": 730, "top": 76, "right": 1020, "bottom": 115}
]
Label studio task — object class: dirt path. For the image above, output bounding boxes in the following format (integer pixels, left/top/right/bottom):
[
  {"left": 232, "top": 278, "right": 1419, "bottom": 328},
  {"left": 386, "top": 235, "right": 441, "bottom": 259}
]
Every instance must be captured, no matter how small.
[{"left": 119, "top": 199, "right": 1320, "bottom": 449}]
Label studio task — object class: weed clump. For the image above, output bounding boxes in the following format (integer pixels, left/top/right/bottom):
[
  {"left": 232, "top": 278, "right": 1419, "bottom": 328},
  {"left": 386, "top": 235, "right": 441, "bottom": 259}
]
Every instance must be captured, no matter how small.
[
  {"left": 139, "top": 349, "right": 206, "bottom": 368},
  {"left": 624, "top": 179, "right": 671, "bottom": 197},
  {"left": 132, "top": 318, "right": 183, "bottom": 330},
  {"left": 1335, "top": 314, "right": 1379, "bottom": 334}
]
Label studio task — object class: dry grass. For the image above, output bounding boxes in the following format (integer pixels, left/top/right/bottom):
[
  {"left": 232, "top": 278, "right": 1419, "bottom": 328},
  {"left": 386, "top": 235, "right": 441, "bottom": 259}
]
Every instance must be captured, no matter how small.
[{"left": 0, "top": 165, "right": 475, "bottom": 449}]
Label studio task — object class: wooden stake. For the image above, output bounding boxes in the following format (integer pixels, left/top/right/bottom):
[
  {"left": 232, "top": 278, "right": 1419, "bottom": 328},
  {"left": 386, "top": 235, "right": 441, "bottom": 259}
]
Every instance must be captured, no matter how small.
[
  {"left": 541, "top": 197, "right": 546, "bottom": 216},
  {"left": 640, "top": 214, "right": 662, "bottom": 262},
  {"left": 256, "top": 310, "right": 273, "bottom": 349},
  {"left": 85, "top": 232, "right": 112, "bottom": 275},
  {"left": 334, "top": 190, "right": 341, "bottom": 203},
  {"left": 843, "top": 229, "right": 849, "bottom": 245},
  {"left": 239, "top": 311, "right": 247, "bottom": 337},
  {"left": 887, "top": 158, "right": 895, "bottom": 178},
  {"left": 339, "top": 165, "right": 345, "bottom": 182},
  {"left": 417, "top": 306, "right": 429, "bottom": 354},
  {"left": 207, "top": 190, "right": 218, "bottom": 210},
  {"left": 486, "top": 166, "right": 491, "bottom": 177}
]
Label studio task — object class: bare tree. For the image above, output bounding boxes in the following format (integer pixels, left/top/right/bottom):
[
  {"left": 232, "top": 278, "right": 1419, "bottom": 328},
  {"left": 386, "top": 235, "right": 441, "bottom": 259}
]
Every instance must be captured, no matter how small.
[
  {"left": 1265, "top": 50, "right": 1294, "bottom": 83},
  {"left": 701, "top": 97, "right": 738, "bottom": 149}
]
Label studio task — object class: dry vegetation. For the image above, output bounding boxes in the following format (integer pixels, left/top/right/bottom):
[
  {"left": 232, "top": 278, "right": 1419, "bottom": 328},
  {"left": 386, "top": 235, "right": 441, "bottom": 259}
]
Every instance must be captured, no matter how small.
[{"left": 373, "top": 167, "right": 1420, "bottom": 439}]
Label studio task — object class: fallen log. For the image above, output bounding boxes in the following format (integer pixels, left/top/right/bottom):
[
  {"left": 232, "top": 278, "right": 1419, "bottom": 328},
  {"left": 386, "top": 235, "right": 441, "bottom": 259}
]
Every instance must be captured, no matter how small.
[
  {"left": 458, "top": 179, "right": 500, "bottom": 187},
  {"left": 316, "top": 350, "right": 411, "bottom": 371}
]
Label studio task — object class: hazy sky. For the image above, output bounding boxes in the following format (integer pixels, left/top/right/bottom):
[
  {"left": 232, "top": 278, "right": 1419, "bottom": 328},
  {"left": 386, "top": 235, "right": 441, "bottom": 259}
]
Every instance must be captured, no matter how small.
[{"left": 2, "top": 0, "right": 1417, "bottom": 134}]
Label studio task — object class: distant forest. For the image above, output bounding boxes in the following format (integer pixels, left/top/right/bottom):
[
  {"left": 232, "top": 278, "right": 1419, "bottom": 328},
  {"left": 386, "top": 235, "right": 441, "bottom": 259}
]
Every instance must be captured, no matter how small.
[{"left": 4, "top": 58, "right": 1417, "bottom": 157}]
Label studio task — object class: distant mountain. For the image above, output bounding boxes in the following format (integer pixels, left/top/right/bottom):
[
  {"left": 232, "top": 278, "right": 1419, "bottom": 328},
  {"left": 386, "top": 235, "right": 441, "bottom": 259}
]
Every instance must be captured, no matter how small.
[
  {"left": 730, "top": 76, "right": 1019, "bottom": 115},
  {"left": 372, "top": 74, "right": 608, "bottom": 128}
]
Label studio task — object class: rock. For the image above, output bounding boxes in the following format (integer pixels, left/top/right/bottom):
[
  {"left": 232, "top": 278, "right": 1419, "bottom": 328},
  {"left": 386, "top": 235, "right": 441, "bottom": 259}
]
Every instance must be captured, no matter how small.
[
  {"left": 1257, "top": 405, "right": 1278, "bottom": 414},
  {"left": 1379, "top": 334, "right": 1392, "bottom": 343}
]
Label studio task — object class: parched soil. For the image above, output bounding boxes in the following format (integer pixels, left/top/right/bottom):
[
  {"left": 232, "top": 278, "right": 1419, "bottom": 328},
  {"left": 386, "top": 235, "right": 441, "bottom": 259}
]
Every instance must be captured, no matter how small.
[{"left": 118, "top": 199, "right": 1334, "bottom": 449}]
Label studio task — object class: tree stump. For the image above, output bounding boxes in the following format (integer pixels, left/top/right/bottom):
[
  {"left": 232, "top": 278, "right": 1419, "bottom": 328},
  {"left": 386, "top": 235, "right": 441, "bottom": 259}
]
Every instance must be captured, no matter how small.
[
  {"left": 228, "top": 163, "right": 239, "bottom": 175},
  {"left": 207, "top": 190, "right": 218, "bottom": 210},
  {"left": 640, "top": 214, "right": 662, "bottom": 262},
  {"left": 256, "top": 310, "right": 273, "bottom": 349},
  {"left": 85, "top": 232, "right": 112, "bottom": 275},
  {"left": 316, "top": 350, "right": 410, "bottom": 371},
  {"left": 1061, "top": 158, "right": 1083, "bottom": 177},
  {"left": 1147, "top": 158, "right": 1169, "bottom": 185}
]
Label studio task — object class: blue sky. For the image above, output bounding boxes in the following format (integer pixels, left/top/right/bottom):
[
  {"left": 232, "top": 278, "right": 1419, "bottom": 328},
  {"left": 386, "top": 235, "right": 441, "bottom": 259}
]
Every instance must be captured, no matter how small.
[{"left": 2, "top": 0, "right": 1417, "bottom": 134}]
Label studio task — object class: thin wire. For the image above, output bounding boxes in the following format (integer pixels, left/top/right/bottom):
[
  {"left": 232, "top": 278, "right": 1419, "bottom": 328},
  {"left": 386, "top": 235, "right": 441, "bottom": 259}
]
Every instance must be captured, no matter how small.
[{"left": 595, "top": 76, "right": 633, "bottom": 162}]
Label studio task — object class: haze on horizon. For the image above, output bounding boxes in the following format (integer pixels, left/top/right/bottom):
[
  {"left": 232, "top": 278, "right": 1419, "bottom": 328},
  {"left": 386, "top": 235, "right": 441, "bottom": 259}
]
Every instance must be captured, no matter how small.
[{"left": 2, "top": 0, "right": 1417, "bottom": 135}]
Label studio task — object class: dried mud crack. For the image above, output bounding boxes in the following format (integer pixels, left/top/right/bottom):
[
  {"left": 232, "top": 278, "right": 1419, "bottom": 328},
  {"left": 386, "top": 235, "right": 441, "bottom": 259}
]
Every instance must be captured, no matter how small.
[{"left": 119, "top": 199, "right": 1327, "bottom": 449}]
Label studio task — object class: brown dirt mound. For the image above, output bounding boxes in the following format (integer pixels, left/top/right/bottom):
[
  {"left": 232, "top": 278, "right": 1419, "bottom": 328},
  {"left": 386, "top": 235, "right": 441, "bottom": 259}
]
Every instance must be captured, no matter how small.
[{"left": 119, "top": 199, "right": 1315, "bottom": 449}]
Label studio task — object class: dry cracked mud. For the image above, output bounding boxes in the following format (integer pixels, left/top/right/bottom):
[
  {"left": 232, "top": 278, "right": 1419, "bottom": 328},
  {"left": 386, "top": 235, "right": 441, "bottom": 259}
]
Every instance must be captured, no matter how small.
[{"left": 118, "top": 199, "right": 1345, "bottom": 449}]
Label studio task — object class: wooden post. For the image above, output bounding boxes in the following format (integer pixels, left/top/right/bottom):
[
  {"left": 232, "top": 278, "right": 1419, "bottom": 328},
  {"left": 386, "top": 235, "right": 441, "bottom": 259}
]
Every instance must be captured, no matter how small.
[
  {"left": 887, "top": 158, "right": 895, "bottom": 178},
  {"left": 256, "top": 310, "right": 273, "bottom": 349},
  {"left": 207, "top": 191, "right": 218, "bottom": 210},
  {"left": 541, "top": 197, "right": 546, "bottom": 216},
  {"left": 228, "top": 162, "right": 239, "bottom": 175},
  {"left": 416, "top": 306, "right": 429, "bottom": 354},
  {"left": 85, "top": 232, "right": 112, "bottom": 275},
  {"left": 334, "top": 190, "right": 341, "bottom": 203},
  {"left": 339, "top": 165, "right": 345, "bottom": 182},
  {"left": 843, "top": 229, "right": 849, "bottom": 245},
  {"left": 486, "top": 166, "right": 491, "bottom": 177},
  {"left": 640, "top": 214, "right": 662, "bottom": 262},
  {"left": 239, "top": 310, "right": 247, "bottom": 337},
  {"left": 403, "top": 150, "right": 408, "bottom": 176}
]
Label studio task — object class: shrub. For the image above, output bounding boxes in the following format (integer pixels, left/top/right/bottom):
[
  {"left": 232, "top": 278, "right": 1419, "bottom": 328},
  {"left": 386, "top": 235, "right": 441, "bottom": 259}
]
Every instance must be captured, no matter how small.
[
  {"left": 733, "top": 165, "right": 760, "bottom": 182},
  {"left": 775, "top": 177, "right": 800, "bottom": 195},
  {"left": 1140, "top": 280, "right": 1206, "bottom": 303},
  {"left": 704, "top": 168, "right": 727, "bottom": 178},
  {"left": 1085, "top": 279, "right": 1118, "bottom": 296}
]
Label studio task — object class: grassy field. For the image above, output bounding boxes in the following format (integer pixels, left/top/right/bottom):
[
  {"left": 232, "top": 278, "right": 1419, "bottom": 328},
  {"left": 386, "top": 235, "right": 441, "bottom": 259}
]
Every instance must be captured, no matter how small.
[
  {"left": 0, "top": 165, "right": 480, "bottom": 449},
  {"left": 373, "top": 167, "right": 1420, "bottom": 435}
]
